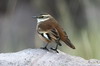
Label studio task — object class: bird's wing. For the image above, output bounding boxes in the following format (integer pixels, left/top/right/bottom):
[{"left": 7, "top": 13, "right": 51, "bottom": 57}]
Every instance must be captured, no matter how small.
[
  {"left": 48, "top": 28, "right": 62, "bottom": 46},
  {"left": 48, "top": 28, "right": 60, "bottom": 40}
]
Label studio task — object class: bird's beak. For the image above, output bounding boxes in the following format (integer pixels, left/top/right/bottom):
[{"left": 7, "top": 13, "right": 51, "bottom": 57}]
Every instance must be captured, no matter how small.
[{"left": 32, "top": 16, "right": 38, "bottom": 18}]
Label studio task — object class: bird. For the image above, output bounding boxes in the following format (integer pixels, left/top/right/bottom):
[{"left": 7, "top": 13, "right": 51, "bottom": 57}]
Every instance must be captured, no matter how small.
[{"left": 32, "top": 14, "right": 75, "bottom": 53}]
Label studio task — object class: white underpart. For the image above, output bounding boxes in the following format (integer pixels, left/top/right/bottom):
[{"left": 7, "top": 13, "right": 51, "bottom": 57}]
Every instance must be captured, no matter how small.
[
  {"left": 43, "top": 33, "right": 49, "bottom": 39},
  {"left": 37, "top": 18, "right": 50, "bottom": 23}
]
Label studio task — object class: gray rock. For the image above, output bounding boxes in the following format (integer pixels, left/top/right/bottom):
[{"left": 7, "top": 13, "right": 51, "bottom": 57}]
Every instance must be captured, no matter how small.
[{"left": 0, "top": 49, "right": 100, "bottom": 66}]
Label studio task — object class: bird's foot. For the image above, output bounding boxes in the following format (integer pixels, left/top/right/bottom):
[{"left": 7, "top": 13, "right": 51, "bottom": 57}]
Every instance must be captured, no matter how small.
[
  {"left": 50, "top": 47, "right": 59, "bottom": 53},
  {"left": 40, "top": 47, "right": 49, "bottom": 51}
]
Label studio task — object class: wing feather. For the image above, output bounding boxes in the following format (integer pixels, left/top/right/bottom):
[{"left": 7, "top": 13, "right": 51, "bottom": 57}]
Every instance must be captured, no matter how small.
[{"left": 48, "top": 28, "right": 60, "bottom": 40}]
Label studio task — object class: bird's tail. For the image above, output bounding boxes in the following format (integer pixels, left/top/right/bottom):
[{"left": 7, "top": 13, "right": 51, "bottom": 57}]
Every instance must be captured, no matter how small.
[{"left": 63, "top": 39, "right": 75, "bottom": 49}]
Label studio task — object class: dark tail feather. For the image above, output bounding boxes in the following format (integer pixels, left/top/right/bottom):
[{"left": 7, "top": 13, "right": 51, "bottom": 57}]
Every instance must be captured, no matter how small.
[{"left": 63, "top": 39, "right": 75, "bottom": 49}]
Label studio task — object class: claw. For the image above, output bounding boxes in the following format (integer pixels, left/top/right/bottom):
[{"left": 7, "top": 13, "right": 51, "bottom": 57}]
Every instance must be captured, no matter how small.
[
  {"left": 41, "top": 47, "right": 49, "bottom": 51},
  {"left": 50, "top": 47, "right": 59, "bottom": 53}
]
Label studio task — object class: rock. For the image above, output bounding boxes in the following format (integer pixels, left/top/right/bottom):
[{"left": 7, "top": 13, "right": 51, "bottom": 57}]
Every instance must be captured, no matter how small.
[{"left": 0, "top": 49, "right": 100, "bottom": 66}]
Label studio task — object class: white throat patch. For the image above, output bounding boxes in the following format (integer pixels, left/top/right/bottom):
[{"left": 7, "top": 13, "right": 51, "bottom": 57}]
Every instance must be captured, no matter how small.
[{"left": 37, "top": 18, "right": 49, "bottom": 23}]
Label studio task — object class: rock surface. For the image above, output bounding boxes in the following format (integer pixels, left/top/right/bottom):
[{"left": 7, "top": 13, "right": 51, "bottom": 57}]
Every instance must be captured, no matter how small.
[{"left": 0, "top": 49, "right": 100, "bottom": 66}]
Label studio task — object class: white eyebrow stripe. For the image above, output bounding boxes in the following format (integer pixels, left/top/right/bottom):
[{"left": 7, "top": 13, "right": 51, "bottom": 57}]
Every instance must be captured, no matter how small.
[
  {"left": 37, "top": 18, "right": 49, "bottom": 23},
  {"left": 42, "top": 15, "right": 50, "bottom": 16}
]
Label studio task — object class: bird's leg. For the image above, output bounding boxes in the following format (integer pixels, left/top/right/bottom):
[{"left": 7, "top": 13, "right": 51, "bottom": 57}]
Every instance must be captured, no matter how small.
[
  {"left": 57, "top": 41, "right": 62, "bottom": 46},
  {"left": 56, "top": 38, "right": 62, "bottom": 46},
  {"left": 41, "top": 43, "right": 49, "bottom": 51},
  {"left": 51, "top": 42, "right": 59, "bottom": 53}
]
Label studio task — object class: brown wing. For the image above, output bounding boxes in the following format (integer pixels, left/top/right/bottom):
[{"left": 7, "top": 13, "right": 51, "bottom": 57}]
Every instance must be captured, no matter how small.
[
  {"left": 49, "top": 28, "right": 60, "bottom": 40},
  {"left": 49, "top": 26, "right": 75, "bottom": 49},
  {"left": 50, "top": 20, "right": 75, "bottom": 49}
]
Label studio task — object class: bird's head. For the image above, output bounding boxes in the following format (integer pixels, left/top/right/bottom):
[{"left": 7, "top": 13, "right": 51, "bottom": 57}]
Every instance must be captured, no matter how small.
[{"left": 32, "top": 14, "right": 52, "bottom": 23}]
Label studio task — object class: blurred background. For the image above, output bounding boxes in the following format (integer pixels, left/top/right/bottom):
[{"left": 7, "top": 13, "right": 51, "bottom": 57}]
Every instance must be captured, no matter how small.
[{"left": 0, "top": 0, "right": 100, "bottom": 60}]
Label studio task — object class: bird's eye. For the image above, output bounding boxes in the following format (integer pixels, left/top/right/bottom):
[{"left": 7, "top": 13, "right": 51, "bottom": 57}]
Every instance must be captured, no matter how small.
[{"left": 39, "top": 16, "right": 44, "bottom": 18}]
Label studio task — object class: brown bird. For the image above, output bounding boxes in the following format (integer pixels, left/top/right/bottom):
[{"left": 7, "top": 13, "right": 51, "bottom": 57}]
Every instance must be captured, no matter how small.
[{"left": 33, "top": 14, "right": 75, "bottom": 53}]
